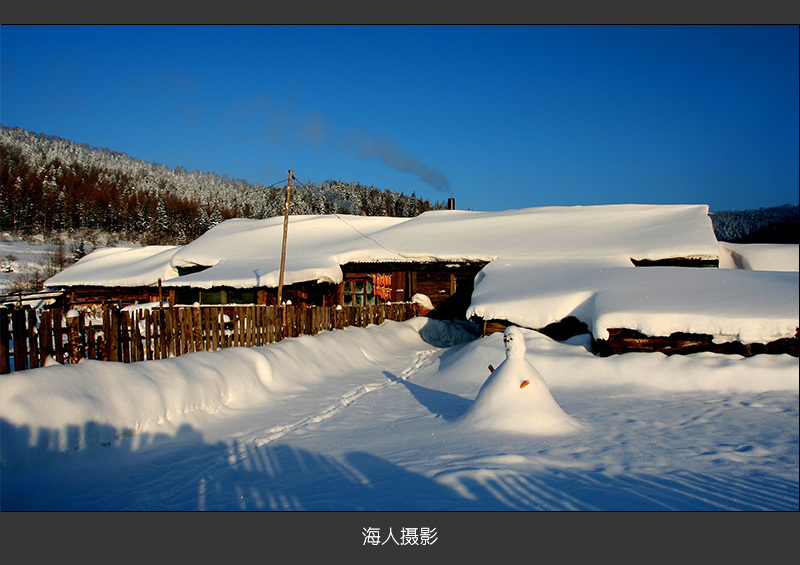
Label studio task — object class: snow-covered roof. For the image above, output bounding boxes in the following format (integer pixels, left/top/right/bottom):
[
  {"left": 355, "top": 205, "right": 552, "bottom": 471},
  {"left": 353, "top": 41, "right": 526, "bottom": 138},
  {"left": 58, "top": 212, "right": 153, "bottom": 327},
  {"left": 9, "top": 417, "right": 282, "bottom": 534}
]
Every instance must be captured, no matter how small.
[
  {"left": 46, "top": 204, "right": 720, "bottom": 290},
  {"left": 44, "top": 245, "right": 179, "bottom": 287},
  {"left": 45, "top": 204, "right": 798, "bottom": 345},
  {"left": 466, "top": 258, "right": 799, "bottom": 343}
]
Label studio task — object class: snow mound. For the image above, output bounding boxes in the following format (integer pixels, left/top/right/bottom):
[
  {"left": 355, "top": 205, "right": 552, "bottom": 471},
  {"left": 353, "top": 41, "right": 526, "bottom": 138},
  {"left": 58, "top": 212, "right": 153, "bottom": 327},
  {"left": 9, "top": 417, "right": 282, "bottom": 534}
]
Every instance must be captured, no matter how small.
[
  {"left": 0, "top": 317, "right": 467, "bottom": 467},
  {"left": 456, "top": 326, "right": 584, "bottom": 435}
]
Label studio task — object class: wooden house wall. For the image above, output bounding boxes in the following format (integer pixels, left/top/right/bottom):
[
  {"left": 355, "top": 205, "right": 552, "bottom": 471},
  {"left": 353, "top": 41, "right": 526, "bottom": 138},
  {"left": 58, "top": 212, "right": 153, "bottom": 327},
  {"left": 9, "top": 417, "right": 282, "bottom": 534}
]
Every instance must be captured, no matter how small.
[
  {"left": 57, "top": 261, "right": 484, "bottom": 314},
  {"left": 595, "top": 328, "right": 799, "bottom": 357},
  {"left": 63, "top": 286, "right": 168, "bottom": 310},
  {"left": 481, "top": 317, "right": 799, "bottom": 357},
  {"left": 341, "top": 261, "right": 486, "bottom": 319},
  {"left": 169, "top": 281, "right": 338, "bottom": 308}
]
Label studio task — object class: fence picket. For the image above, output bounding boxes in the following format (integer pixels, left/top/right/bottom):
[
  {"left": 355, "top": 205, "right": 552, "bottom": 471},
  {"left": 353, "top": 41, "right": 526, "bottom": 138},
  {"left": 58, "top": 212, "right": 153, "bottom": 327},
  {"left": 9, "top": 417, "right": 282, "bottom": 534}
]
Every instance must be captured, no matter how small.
[{"left": 0, "top": 309, "right": 10, "bottom": 374}]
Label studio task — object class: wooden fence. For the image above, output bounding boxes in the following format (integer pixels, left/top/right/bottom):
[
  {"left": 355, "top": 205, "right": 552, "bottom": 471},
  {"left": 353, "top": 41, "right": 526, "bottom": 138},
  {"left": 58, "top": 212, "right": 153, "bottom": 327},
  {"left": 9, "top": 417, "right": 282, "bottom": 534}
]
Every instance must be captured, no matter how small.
[{"left": 0, "top": 302, "right": 418, "bottom": 374}]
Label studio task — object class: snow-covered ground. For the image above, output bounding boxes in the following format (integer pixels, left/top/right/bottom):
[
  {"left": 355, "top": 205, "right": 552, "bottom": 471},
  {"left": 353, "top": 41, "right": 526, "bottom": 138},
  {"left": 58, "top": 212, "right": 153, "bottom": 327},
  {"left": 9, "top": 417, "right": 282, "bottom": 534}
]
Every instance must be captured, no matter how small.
[
  {"left": 1, "top": 215, "right": 798, "bottom": 512},
  {"left": 1, "top": 316, "right": 797, "bottom": 511},
  {"left": 0, "top": 231, "right": 120, "bottom": 299}
]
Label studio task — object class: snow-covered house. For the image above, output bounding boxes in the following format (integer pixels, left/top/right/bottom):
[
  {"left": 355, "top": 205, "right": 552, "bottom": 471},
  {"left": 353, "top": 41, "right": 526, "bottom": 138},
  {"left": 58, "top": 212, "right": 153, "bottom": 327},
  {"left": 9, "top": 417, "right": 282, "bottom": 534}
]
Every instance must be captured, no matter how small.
[{"left": 44, "top": 204, "right": 799, "bottom": 355}]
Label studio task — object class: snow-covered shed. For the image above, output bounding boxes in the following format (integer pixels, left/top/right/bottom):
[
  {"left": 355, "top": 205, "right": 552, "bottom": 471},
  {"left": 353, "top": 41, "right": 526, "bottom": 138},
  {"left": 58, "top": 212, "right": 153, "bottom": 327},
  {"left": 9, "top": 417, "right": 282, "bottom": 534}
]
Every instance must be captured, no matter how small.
[{"left": 44, "top": 204, "right": 799, "bottom": 355}]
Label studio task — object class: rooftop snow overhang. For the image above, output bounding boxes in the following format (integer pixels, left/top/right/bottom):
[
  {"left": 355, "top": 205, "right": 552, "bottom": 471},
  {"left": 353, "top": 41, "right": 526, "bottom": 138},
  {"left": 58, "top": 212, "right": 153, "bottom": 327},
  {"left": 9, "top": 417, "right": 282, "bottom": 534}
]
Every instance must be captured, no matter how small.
[{"left": 43, "top": 204, "right": 722, "bottom": 291}]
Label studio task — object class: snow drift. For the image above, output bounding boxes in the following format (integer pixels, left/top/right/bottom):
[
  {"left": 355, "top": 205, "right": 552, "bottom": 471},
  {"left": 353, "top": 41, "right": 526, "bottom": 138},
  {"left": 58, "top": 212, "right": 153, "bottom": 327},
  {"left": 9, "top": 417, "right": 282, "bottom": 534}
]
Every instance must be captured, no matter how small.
[{"left": 0, "top": 317, "right": 467, "bottom": 466}]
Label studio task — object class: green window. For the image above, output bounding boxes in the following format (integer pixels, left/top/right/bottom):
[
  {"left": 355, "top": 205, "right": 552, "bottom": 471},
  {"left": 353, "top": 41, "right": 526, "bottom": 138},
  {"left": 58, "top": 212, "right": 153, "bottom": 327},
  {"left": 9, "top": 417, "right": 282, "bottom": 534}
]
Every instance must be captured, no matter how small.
[{"left": 343, "top": 278, "right": 377, "bottom": 306}]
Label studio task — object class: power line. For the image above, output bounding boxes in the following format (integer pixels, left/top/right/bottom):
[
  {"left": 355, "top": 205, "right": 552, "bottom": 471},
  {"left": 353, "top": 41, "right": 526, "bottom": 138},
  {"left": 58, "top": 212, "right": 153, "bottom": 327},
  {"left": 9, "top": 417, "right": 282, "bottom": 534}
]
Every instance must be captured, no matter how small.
[
  {"left": 291, "top": 172, "right": 412, "bottom": 259},
  {"left": 333, "top": 213, "right": 414, "bottom": 260}
]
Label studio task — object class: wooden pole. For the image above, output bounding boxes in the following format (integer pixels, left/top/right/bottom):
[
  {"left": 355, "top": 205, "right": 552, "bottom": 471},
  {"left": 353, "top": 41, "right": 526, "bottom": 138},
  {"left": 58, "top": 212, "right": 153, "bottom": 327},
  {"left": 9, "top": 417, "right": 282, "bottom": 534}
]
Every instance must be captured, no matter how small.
[{"left": 277, "top": 170, "right": 293, "bottom": 306}]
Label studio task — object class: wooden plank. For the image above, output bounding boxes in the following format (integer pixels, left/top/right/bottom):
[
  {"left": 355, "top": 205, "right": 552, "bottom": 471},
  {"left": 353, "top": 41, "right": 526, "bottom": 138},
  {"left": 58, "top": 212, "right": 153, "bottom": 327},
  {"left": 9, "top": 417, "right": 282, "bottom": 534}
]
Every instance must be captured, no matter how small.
[
  {"left": 131, "top": 311, "right": 143, "bottom": 362},
  {"left": 144, "top": 309, "right": 153, "bottom": 360},
  {"left": 109, "top": 306, "right": 120, "bottom": 362},
  {"left": 152, "top": 308, "right": 160, "bottom": 358},
  {"left": 160, "top": 308, "right": 168, "bottom": 358},
  {"left": 66, "top": 310, "right": 84, "bottom": 364},
  {"left": 52, "top": 308, "right": 65, "bottom": 364},
  {"left": 26, "top": 309, "right": 39, "bottom": 369},
  {"left": 211, "top": 307, "right": 221, "bottom": 350},
  {"left": 120, "top": 311, "right": 131, "bottom": 364},
  {"left": 266, "top": 305, "right": 277, "bottom": 343},
  {"left": 162, "top": 307, "right": 171, "bottom": 358},
  {"left": 12, "top": 309, "right": 28, "bottom": 371},
  {"left": 232, "top": 306, "right": 240, "bottom": 346},
  {"left": 0, "top": 309, "right": 10, "bottom": 374},
  {"left": 257, "top": 305, "right": 264, "bottom": 344},
  {"left": 246, "top": 305, "right": 255, "bottom": 347},
  {"left": 179, "top": 308, "right": 189, "bottom": 354},
  {"left": 86, "top": 323, "right": 97, "bottom": 360},
  {"left": 36, "top": 309, "right": 50, "bottom": 367},
  {"left": 483, "top": 319, "right": 510, "bottom": 336},
  {"left": 192, "top": 306, "right": 203, "bottom": 352},
  {"left": 199, "top": 307, "right": 209, "bottom": 351}
]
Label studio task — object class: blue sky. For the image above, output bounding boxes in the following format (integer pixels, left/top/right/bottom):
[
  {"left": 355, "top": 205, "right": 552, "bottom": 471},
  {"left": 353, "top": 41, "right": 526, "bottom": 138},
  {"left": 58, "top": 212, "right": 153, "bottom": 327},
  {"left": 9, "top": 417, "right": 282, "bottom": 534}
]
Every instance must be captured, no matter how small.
[{"left": 2, "top": 25, "right": 798, "bottom": 212}]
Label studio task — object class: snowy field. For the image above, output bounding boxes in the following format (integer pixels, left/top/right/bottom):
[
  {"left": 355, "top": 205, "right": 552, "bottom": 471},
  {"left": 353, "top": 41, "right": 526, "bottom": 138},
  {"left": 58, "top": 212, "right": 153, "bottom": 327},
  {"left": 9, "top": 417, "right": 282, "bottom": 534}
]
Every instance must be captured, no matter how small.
[
  {"left": 1, "top": 316, "right": 797, "bottom": 512},
  {"left": 1, "top": 216, "right": 798, "bottom": 520}
]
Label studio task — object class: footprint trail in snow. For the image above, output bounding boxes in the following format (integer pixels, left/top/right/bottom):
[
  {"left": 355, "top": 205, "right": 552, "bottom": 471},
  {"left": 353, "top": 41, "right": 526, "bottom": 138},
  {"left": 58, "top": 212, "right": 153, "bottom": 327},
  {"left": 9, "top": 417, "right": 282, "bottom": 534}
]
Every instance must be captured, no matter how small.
[{"left": 252, "top": 349, "right": 437, "bottom": 447}]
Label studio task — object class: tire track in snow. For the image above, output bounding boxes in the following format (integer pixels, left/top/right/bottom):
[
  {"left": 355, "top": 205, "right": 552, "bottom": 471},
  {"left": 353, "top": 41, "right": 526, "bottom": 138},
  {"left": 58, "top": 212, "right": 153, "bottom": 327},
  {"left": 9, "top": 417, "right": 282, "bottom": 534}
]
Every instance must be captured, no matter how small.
[{"left": 252, "top": 349, "right": 437, "bottom": 448}]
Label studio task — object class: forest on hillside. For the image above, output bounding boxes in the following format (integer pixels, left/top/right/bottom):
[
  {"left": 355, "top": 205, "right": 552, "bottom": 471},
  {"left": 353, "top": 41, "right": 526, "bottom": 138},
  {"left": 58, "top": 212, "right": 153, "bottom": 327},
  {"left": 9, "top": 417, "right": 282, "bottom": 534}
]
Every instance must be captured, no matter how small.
[
  {"left": 0, "top": 126, "right": 444, "bottom": 245},
  {"left": 2, "top": 126, "right": 797, "bottom": 248},
  {"left": 710, "top": 204, "right": 798, "bottom": 243}
]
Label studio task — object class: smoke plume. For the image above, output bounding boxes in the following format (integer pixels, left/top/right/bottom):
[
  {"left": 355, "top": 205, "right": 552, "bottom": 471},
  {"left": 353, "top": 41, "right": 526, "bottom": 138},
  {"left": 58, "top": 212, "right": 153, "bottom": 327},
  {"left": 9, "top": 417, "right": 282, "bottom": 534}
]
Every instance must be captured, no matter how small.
[{"left": 256, "top": 101, "right": 452, "bottom": 193}]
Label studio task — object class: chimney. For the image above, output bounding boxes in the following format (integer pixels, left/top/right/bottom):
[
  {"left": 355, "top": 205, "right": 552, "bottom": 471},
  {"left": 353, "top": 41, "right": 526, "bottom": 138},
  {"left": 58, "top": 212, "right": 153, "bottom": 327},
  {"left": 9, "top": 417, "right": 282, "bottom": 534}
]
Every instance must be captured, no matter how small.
[{"left": 447, "top": 198, "right": 455, "bottom": 210}]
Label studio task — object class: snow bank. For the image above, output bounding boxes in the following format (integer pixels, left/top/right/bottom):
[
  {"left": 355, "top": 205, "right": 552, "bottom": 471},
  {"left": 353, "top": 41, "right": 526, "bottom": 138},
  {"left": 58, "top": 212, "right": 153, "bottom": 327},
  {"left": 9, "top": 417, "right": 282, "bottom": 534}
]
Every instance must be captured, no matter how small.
[
  {"left": 4, "top": 316, "right": 795, "bottom": 470},
  {"left": 0, "top": 347, "right": 271, "bottom": 462},
  {"left": 0, "top": 317, "right": 449, "bottom": 466}
]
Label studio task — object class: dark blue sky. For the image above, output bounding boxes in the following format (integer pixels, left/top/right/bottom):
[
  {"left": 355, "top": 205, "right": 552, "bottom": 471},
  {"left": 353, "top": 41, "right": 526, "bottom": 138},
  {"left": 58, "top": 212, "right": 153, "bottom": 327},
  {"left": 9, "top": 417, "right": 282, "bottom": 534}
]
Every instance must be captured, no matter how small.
[{"left": 2, "top": 25, "right": 797, "bottom": 212}]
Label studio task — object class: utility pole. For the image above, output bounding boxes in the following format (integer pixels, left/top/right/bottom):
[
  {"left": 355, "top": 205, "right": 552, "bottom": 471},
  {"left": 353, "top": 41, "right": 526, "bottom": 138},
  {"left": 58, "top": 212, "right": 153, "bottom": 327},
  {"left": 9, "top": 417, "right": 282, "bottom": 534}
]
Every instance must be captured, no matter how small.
[{"left": 276, "top": 169, "right": 293, "bottom": 306}]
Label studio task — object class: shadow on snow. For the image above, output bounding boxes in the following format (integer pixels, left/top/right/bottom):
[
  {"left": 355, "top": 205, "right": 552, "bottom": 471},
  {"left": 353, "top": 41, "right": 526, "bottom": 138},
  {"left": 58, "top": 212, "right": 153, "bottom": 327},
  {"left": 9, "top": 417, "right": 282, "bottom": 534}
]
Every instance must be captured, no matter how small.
[{"left": 2, "top": 418, "right": 797, "bottom": 511}]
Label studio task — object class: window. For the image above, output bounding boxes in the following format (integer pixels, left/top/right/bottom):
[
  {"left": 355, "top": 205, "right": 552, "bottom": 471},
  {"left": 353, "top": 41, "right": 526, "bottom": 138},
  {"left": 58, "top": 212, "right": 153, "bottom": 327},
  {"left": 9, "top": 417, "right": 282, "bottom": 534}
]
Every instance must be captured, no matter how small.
[
  {"left": 229, "top": 289, "right": 256, "bottom": 304},
  {"left": 343, "top": 278, "right": 377, "bottom": 306},
  {"left": 201, "top": 289, "right": 226, "bottom": 304},
  {"left": 175, "top": 288, "right": 200, "bottom": 305}
]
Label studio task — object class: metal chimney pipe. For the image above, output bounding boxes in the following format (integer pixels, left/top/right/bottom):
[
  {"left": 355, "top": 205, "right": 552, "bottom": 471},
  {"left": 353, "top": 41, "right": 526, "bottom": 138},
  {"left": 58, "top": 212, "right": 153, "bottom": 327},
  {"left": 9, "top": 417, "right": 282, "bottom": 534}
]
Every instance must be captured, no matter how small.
[{"left": 447, "top": 198, "right": 455, "bottom": 210}]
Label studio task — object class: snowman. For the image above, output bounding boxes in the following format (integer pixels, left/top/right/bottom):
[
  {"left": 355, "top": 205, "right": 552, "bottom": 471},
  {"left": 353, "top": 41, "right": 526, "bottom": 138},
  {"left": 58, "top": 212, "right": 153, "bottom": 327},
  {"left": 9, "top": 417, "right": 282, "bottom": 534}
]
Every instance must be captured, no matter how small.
[{"left": 457, "top": 326, "right": 583, "bottom": 435}]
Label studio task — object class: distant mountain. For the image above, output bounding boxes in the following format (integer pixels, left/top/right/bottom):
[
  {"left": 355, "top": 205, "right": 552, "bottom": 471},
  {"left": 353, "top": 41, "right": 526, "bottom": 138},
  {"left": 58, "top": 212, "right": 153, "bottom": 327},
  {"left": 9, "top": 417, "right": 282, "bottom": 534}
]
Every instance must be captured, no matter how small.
[
  {"left": 3, "top": 125, "right": 797, "bottom": 247},
  {"left": 710, "top": 204, "right": 799, "bottom": 243},
  {"left": 0, "top": 126, "right": 445, "bottom": 245}
]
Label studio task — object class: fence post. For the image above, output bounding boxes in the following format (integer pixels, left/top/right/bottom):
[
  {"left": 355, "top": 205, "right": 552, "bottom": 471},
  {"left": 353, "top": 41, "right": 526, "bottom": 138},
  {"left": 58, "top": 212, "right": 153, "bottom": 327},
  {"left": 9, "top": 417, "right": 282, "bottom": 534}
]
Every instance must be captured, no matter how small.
[
  {"left": 0, "top": 309, "right": 10, "bottom": 374},
  {"left": 25, "top": 309, "right": 39, "bottom": 370},
  {"left": 120, "top": 310, "right": 131, "bottom": 363},
  {"left": 192, "top": 305, "right": 203, "bottom": 351},
  {"left": 66, "top": 309, "right": 85, "bottom": 364},
  {"left": 210, "top": 307, "right": 221, "bottom": 350},
  {"left": 38, "top": 309, "right": 53, "bottom": 366},
  {"left": 11, "top": 309, "right": 28, "bottom": 371},
  {"left": 107, "top": 304, "right": 120, "bottom": 362},
  {"left": 130, "top": 310, "right": 143, "bottom": 362}
]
